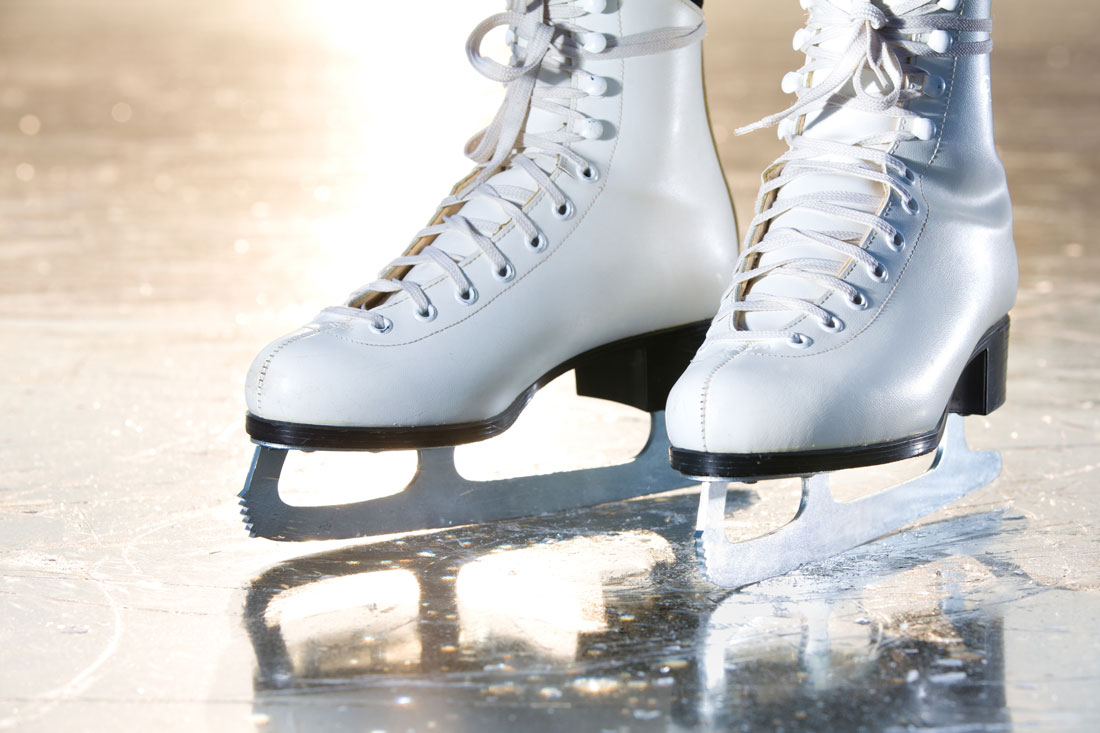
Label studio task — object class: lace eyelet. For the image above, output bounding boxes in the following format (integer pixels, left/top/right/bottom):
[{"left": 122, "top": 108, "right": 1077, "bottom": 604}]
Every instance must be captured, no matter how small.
[
  {"left": 889, "top": 231, "right": 906, "bottom": 251},
  {"left": 818, "top": 315, "right": 844, "bottom": 333},
  {"left": 788, "top": 333, "right": 813, "bottom": 349},
  {"left": 847, "top": 292, "right": 869, "bottom": 310},
  {"left": 577, "top": 31, "right": 606, "bottom": 54},
  {"left": 455, "top": 286, "right": 478, "bottom": 306},
  {"left": 527, "top": 232, "right": 548, "bottom": 252},
  {"left": 901, "top": 167, "right": 916, "bottom": 184},
  {"left": 369, "top": 315, "right": 394, "bottom": 334},
  {"left": 927, "top": 30, "right": 953, "bottom": 54},
  {"left": 414, "top": 303, "right": 438, "bottom": 323},
  {"left": 867, "top": 263, "right": 889, "bottom": 282},
  {"left": 580, "top": 164, "right": 599, "bottom": 183},
  {"left": 553, "top": 200, "right": 575, "bottom": 220},
  {"left": 494, "top": 261, "right": 516, "bottom": 283},
  {"left": 577, "top": 0, "right": 606, "bottom": 13},
  {"left": 574, "top": 72, "right": 607, "bottom": 97},
  {"left": 924, "top": 75, "right": 947, "bottom": 98},
  {"left": 792, "top": 28, "right": 810, "bottom": 52},
  {"left": 574, "top": 118, "right": 604, "bottom": 140},
  {"left": 910, "top": 117, "right": 936, "bottom": 141},
  {"left": 902, "top": 195, "right": 920, "bottom": 216},
  {"left": 781, "top": 71, "right": 801, "bottom": 95}
]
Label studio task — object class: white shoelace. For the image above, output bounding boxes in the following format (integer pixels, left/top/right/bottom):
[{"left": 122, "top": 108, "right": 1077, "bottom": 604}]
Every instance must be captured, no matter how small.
[
  {"left": 713, "top": 0, "right": 991, "bottom": 347},
  {"left": 348, "top": 0, "right": 705, "bottom": 332}
]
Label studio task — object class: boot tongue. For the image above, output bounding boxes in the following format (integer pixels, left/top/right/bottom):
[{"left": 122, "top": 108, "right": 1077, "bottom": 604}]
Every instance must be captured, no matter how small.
[{"left": 741, "top": 1, "right": 905, "bottom": 333}]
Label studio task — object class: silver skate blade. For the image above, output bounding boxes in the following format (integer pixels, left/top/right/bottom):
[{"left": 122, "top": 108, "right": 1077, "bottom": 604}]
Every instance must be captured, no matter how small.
[
  {"left": 240, "top": 411, "right": 694, "bottom": 541},
  {"left": 695, "top": 414, "right": 1002, "bottom": 589}
]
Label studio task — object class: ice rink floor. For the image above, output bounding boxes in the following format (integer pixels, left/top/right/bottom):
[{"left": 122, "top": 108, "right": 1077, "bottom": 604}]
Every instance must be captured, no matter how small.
[{"left": 2, "top": 0, "right": 1098, "bottom": 730}]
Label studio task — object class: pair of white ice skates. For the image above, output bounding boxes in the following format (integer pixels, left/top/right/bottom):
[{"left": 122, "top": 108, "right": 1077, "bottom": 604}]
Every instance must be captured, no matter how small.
[{"left": 240, "top": 0, "right": 1017, "bottom": 588}]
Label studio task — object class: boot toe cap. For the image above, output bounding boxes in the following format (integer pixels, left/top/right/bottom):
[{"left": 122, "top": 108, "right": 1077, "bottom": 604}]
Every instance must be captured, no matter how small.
[
  {"left": 245, "top": 322, "right": 361, "bottom": 425},
  {"left": 667, "top": 344, "right": 950, "bottom": 458},
  {"left": 666, "top": 347, "right": 844, "bottom": 456}
]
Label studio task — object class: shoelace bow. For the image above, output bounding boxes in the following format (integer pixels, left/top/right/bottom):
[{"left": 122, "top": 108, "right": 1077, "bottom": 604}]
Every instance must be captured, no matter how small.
[
  {"left": 714, "top": 0, "right": 991, "bottom": 346},
  {"left": 349, "top": 0, "right": 704, "bottom": 331}
]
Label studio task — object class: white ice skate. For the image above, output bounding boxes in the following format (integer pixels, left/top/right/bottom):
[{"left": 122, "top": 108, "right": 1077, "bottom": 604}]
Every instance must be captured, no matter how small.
[
  {"left": 240, "top": 0, "right": 738, "bottom": 540},
  {"left": 666, "top": 0, "right": 1017, "bottom": 587}
]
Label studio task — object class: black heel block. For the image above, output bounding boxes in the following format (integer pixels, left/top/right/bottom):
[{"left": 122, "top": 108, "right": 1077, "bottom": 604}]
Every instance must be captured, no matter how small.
[
  {"left": 574, "top": 320, "right": 710, "bottom": 412},
  {"left": 948, "top": 315, "right": 1010, "bottom": 416}
]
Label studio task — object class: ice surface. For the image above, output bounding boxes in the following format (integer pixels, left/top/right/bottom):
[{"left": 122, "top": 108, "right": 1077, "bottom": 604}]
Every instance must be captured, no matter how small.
[{"left": 1, "top": 0, "right": 1098, "bottom": 730}]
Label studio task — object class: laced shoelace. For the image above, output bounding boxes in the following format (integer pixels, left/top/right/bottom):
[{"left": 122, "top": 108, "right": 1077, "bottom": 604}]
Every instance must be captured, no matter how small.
[
  {"left": 347, "top": 0, "right": 705, "bottom": 333},
  {"left": 712, "top": 0, "right": 991, "bottom": 348}
]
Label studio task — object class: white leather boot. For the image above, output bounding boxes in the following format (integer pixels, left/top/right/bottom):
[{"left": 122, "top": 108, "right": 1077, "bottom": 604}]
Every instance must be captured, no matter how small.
[
  {"left": 240, "top": 0, "right": 737, "bottom": 540},
  {"left": 668, "top": 0, "right": 1016, "bottom": 477}
]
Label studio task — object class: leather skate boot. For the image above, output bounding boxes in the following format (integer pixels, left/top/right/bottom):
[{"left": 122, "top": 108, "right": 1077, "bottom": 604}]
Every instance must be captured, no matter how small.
[
  {"left": 667, "top": 0, "right": 1017, "bottom": 477},
  {"left": 241, "top": 0, "right": 737, "bottom": 540}
]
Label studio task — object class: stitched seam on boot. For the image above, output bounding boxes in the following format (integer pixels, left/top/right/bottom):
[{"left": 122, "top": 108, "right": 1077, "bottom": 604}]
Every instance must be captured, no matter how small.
[
  {"left": 254, "top": 324, "right": 338, "bottom": 412},
  {"left": 699, "top": 347, "right": 752, "bottom": 452}
]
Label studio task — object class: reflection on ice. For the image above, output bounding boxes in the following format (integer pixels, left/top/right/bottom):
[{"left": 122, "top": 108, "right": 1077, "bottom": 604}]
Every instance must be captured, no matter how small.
[
  {"left": 693, "top": 512, "right": 1015, "bottom": 730},
  {"left": 263, "top": 568, "right": 420, "bottom": 627},
  {"left": 457, "top": 532, "right": 674, "bottom": 659},
  {"left": 262, "top": 569, "right": 422, "bottom": 679},
  {"left": 243, "top": 494, "right": 1046, "bottom": 730}
]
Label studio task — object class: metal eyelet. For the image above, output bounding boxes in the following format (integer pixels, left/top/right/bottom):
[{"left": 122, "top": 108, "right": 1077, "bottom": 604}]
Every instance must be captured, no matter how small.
[
  {"left": 867, "top": 263, "right": 889, "bottom": 282},
  {"left": 369, "top": 315, "right": 393, "bottom": 334},
  {"left": 455, "top": 286, "right": 478, "bottom": 306},
  {"left": 927, "top": 30, "right": 953, "bottom": 54},
  {"left": 788, "top": 333, "right": 813, "bottom": 349},
  {"left": 574, "top": 72, "right": 607, "bottom": 97},
  {"left": 847, "top": 291, "right": 870, "bottom": 310},
  {"left": 924, "top": 75, "right": 947, "bottom": 98},
  {"left": 902, "top": 195, "right": 920, "bottom": 215},
  {"left": 576, "top": 31, "right": 607, "bottom": 54},
  {"left": 494, "top": 261, "right": 516, "bottom": 283},
  {"left": 553, "top": 200, "right": 575, "bottom": 220},
  {"left": 818, "top": 315, "right": 844, "bottom": 333},
  {"left": 527, "top": 232, "right": 548, "bottom": 252},
  {"left": 580, "top": 164, "right": 599, "bottom": 183},
  {"left": 889, "top": 231, "right": 906, "bottom": 251},
  {"left": 414, "top": 303, "right": 437, "bottom": 323},
  {"left": 574, "top": 118, "right": 605, "bottom": 140}
]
